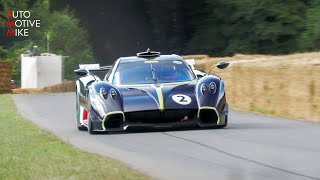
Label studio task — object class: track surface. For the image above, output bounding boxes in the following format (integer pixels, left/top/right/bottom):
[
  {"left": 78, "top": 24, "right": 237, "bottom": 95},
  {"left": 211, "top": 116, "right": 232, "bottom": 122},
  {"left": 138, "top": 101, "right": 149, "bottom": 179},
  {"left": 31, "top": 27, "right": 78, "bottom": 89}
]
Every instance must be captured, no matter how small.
[{"left": 12, "top": 93, "right": 320, "bottom": 180}]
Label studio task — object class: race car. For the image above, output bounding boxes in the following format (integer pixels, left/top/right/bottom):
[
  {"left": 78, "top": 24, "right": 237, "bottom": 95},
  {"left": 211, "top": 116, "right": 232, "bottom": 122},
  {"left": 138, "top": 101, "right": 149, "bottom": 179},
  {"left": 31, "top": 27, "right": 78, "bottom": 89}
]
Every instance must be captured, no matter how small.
[{"left": 74, "top": 49, "right": 229, "bottom": 134}]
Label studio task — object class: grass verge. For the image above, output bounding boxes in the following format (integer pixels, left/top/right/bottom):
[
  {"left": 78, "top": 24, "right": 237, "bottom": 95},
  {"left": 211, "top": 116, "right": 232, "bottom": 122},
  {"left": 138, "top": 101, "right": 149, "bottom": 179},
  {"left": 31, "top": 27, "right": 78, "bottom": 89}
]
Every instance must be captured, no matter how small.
[{"left": 0, "top": 94, "right": 149, "bottom": 180}]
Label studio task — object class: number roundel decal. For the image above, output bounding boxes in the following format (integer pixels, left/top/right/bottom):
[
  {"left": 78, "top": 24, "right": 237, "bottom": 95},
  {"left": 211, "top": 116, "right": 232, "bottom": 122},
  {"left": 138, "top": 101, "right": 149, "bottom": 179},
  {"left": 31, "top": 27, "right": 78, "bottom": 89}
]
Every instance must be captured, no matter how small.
[{"left": 172, "top": 94, "right": 192, "bottom": 105}]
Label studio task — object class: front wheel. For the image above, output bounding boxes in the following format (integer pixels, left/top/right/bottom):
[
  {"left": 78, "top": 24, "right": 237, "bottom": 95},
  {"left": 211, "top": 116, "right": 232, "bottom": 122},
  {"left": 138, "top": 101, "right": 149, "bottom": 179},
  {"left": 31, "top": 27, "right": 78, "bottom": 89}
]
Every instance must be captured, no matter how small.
[
  {"left": 77, "top": 125, "right": 87, "bottom": 131},
  {"left": 76, "top": 91, "right": 87, "bottom": 131},
  {"left": 87, "top": 108, "right": 97, "bottom": 134},
  {"left": 87, "top": 118, "right": 94, "bottom": 134},
  {"left": 218, "top": 115, "right": 228, "bottom": 128}
]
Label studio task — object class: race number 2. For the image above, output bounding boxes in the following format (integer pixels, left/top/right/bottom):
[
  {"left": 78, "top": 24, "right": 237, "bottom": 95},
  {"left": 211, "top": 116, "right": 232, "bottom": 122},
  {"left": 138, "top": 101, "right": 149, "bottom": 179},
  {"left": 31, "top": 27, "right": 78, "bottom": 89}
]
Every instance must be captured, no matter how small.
[{"left": 172, "top": 94, "right": 192, "bottom": 105}]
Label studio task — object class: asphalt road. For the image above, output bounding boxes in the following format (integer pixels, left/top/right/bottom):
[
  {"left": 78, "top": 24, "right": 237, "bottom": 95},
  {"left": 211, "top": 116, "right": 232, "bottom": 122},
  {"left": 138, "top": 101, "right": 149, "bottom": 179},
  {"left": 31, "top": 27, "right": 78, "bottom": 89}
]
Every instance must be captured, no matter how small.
[{"left": 12, "top": 93, "right": 320, "bottom": 180}]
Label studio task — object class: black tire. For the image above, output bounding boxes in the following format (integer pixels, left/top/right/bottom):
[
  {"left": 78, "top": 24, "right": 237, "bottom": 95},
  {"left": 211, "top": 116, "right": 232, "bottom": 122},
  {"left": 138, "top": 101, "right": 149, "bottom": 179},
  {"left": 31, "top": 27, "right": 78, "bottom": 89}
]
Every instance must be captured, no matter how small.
[
  {"left": 87, "top": 107, "right": 97, "bottom": 134},
  {"left": 77, "top": 124, "right": 87, "bottom": 131},
  {"left": 87, "top": 101, "right": 97, "bottom": 134},
  {"left": 219, "top": 115, "right": 228, "bottom": 128},
  {"left": 76, "top": 91, "right": 87, "bottom": 131},
  {"left": 87, "top": 117, "right": 94, "bottom": 134}
]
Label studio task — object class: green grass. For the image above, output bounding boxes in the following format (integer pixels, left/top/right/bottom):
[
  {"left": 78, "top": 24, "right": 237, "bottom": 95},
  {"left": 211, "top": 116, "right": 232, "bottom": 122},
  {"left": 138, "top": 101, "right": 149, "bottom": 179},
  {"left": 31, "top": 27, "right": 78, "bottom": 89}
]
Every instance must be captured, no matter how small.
[{"left": 0, "top": 94, "right": 149, "bottom": 180}]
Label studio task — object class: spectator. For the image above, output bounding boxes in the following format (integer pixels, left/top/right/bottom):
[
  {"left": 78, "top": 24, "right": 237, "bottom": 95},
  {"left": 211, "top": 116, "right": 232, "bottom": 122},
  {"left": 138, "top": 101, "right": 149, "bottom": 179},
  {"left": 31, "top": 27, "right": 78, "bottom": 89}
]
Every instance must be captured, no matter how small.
[
  {"left": 33, "top": 46, "right": 41, "bottom": 56},
  {"left": 11, "top": 80, "right": 16, "bottom": 89}
]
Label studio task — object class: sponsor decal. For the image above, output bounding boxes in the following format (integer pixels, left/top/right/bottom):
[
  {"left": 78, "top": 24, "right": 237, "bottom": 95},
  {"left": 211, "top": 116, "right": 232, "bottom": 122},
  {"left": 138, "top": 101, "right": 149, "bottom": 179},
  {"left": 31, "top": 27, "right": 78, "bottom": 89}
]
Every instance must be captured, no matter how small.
[
  {"left": 144, "top": 60, "right": 158, "bottom": 63},
  {"left": 172, "top": 94, "right": 192, "bottom": 105},
  {"left": 172, "top": 60, "right": 182, "bottom": 64}
]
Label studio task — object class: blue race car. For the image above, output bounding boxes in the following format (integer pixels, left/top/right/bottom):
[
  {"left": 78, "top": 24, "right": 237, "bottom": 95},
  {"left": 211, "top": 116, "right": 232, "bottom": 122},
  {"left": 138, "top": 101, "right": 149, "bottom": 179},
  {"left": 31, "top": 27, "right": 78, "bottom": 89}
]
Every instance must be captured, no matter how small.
[{"left": 74, "top": 49, "right": 229, "bottom": 134}]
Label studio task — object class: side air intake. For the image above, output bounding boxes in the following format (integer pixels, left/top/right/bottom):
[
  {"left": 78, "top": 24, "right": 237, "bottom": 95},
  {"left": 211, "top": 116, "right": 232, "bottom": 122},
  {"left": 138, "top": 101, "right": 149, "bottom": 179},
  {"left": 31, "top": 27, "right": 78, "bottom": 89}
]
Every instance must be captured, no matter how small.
[
  {"left": 198, "top": 108, "right": 219, "bottom": 124},
  {"left": 103, "top": 113, "right": 124, "bottom": 129}
]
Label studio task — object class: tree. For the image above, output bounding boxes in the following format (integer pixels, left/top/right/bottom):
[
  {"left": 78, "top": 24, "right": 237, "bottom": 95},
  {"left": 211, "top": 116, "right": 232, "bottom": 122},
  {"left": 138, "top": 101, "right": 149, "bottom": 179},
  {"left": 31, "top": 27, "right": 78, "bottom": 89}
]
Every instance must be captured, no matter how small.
[
  {"left": 300, "top": 0, "right": 320, "bottom": 50},
  {"left": 187, "top": 0, "right": 307, "bottom": 56},
  {"left": 0, "top": 0, "right": 94, "bottom": 82},
  {"left": 43, "top": 9, "right": 94, "bottom": 79}
]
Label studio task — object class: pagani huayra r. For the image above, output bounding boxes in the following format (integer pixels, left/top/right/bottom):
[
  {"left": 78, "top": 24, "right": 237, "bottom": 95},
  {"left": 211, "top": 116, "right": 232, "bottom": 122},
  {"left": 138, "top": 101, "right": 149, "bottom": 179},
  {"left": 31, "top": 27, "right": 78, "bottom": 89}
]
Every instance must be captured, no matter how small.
[{"left": 74, "top": 49, "right": 229, "bottom": 134}]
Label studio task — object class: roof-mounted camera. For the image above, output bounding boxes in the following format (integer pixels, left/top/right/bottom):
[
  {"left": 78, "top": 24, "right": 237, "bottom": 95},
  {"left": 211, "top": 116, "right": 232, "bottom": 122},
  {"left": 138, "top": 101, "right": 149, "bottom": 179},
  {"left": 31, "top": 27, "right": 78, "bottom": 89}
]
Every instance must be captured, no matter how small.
[{"left": 137, "top": 48, "right": 161, "bottom": 58}]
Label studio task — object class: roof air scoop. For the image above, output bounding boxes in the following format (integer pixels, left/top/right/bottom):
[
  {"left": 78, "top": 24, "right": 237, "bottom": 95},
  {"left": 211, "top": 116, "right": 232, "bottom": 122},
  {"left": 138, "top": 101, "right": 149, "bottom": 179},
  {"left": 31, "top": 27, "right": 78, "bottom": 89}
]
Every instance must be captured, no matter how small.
[{"left": 137, "top": 48, "right": 161, "bottom": 58}]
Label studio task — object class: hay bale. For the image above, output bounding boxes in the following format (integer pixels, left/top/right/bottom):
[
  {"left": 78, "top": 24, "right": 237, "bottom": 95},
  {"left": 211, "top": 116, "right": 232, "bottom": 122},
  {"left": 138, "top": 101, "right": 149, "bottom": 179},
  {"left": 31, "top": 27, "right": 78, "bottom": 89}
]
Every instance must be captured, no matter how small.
[
  {"left": 195, "top": 52, "right": 320, "bottom": 121},
  {"left": 182, "top": 55, "right": 210, "bottom": 60},
  {"left": 12, "top": 81, "right": 75, "bottom": 94},
  {"left": 0, "top": 61, "right": 12, "bottom": 93}
]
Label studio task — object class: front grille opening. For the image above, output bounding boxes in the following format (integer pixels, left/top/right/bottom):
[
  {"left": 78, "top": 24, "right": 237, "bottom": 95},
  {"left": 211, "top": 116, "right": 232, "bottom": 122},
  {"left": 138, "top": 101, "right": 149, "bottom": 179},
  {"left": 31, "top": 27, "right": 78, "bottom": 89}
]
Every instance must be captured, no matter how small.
[
  {"left": 104, "top": 114, "right": 123, "bottom": 129},
  {"left": 125, "top": 109, "right": 197, "bottom": 124},
  {"left": 126, "top": 111, "right": 161, "bottom": 123},
  {"left": 164, "top": 110, "right": 197, "bottom": 123},
  {"left": 199, "top": 109, "right": 218, "bottom": 124}
]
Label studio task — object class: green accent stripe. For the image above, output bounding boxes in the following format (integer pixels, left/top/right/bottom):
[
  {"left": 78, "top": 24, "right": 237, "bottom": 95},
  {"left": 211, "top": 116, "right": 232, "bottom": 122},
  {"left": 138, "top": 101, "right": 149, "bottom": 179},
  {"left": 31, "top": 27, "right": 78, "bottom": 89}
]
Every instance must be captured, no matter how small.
[{"left": 151, "top": 84, "right": 164, "bottom": 112}]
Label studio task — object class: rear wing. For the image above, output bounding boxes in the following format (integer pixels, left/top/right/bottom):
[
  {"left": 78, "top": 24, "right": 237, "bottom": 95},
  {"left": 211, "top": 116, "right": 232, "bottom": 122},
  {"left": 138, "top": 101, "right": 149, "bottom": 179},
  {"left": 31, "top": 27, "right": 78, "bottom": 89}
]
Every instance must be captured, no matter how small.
[
  {"left": 184, "top": 59, "right": 207, "bottom": 78},
  {"left": 184, "top": 59, "right": 196, "bottom": 70},
  {"left": 78, "top": 64, "right": 112, "bottom": 72},
  {"left": 75, "top": 64, "right": 112, "bottom": 79}
]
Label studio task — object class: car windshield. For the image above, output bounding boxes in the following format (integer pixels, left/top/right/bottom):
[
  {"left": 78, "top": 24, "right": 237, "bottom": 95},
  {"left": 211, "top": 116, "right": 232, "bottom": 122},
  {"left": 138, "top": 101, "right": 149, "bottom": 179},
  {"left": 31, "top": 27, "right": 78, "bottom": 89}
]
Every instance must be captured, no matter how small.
[{"left": 113, "top": 60, "right": 195, "bottom": 85}]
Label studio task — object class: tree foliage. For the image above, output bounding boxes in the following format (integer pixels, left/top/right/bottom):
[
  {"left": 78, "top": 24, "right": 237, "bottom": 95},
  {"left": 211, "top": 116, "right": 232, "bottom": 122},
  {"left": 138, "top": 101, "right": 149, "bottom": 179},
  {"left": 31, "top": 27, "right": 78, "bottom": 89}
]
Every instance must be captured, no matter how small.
[
  {"left": 187, "top": 0, "right": 307, "bottom": 56},
  {"left": 2, "top": 0, "right": 320, "bottom": 82},
  {"left": 301, "top": 0, "right": 320, "bottom": 50},
  {"left": 0, "top": 0, "right": 93, "bottom": 82},
  {"left": 142, "top": 0, "right": 309, "bottom": 56}
]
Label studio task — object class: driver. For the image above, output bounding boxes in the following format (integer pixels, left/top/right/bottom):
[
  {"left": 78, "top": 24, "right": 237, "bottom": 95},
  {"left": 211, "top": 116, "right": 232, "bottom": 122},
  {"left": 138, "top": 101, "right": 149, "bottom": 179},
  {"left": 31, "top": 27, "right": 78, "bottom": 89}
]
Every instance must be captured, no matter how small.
[{"left": 156, "top": 64, "right": 188, "bottom": 82}]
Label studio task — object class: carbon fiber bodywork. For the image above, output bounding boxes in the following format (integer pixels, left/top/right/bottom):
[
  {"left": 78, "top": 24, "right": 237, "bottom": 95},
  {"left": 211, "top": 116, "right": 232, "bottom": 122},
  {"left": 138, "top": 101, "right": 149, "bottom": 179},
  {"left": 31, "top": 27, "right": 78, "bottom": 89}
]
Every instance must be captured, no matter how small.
[{"left": 75, "top": 54, "right": 229, "bottom": 133}]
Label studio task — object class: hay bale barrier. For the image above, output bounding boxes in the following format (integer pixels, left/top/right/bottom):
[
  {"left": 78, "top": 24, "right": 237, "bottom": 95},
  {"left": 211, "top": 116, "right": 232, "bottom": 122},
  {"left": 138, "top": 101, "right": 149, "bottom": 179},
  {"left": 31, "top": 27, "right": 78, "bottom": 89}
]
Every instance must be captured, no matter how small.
[
  {"left": 192, "top": 52, "right": 320, "bottom": 121},
  {"left": 12, "top": 81, "right": 75, "bottom": 94},
  {"left": 0, "top": 61, "right": 12, "bottom": 93}
]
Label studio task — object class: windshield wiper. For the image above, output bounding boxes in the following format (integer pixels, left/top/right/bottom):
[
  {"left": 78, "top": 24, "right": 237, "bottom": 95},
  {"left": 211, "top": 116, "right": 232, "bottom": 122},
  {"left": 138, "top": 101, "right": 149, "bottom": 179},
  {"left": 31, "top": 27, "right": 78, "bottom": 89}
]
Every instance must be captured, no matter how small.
[
  {"left": 151, "top": 67, "right": 157, "bottom": 83},
  {"left": 150, "top": 63, "right": 157, "bottom": 83}
]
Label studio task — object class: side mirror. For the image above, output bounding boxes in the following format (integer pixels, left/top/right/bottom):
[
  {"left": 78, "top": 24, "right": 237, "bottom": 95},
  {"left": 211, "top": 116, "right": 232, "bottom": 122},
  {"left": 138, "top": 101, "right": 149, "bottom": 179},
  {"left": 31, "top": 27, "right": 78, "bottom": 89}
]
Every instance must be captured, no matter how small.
[
  {"left": 208, "top": 61, "right": 230, "bottom": 74},
  {"left": 74, "top": 69, "right": 88, "bottom": 77},
  {"left": 193, "top": 69, "right": 206, "bottom": 79},
  {"left": 216, "top": 61, "right": 229, "bottom": 69},
  {"left": 197, "top": 74, "right": 204, "bottom": 79}
]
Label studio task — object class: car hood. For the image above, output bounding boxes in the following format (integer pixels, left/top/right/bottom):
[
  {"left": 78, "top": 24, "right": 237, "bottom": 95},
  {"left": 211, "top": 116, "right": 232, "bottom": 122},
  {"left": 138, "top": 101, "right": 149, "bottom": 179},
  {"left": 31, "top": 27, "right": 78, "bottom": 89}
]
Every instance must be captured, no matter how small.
[{"left": 117, "top": 81, "right": 198, "bottom": 113}]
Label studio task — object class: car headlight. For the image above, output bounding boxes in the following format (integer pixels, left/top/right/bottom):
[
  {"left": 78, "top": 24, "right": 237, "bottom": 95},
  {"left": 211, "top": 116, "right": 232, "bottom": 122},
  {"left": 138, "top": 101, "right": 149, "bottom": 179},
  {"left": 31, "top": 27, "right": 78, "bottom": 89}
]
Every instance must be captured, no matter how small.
[
  {"left": 201, "top": 84, "right": 207, "bottom": 94},
  {"left": 110, "top": 89, "right": 117, "bottom": 99},
  {"left": 209, "top": 82, "right": 216, "bottom": 93},
  {"left": 100, "top": 88, "right": 108, "bottom": 99}
]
